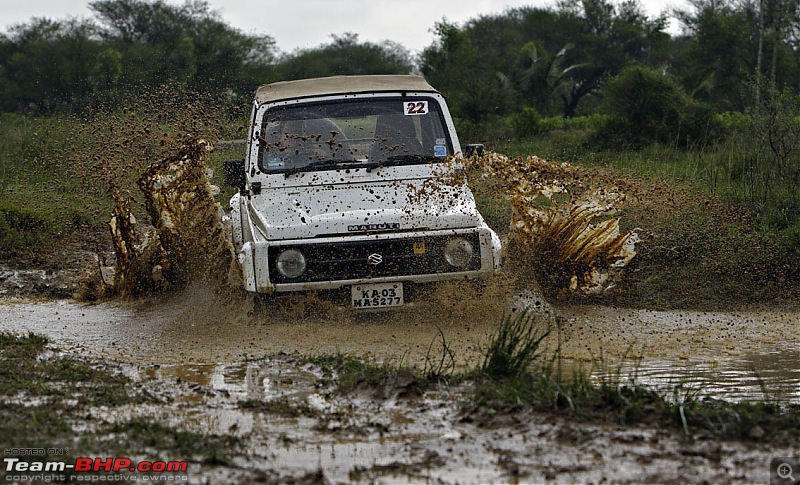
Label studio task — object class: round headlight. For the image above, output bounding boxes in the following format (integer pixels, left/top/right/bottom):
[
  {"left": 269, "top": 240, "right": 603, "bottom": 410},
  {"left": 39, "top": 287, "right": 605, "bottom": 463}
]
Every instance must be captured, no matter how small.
[
  {"left": 276, "top": 249, "right": 306, "bottom": 278},
  {"left": 444, "top": 238, "right": 473, "bottom": 267}
]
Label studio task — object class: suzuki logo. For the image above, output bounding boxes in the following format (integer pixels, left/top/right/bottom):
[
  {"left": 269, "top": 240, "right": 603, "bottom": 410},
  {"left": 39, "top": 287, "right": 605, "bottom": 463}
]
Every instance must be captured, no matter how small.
[{"left": 367, "top": 253, "right": 383, "bottom": 266}]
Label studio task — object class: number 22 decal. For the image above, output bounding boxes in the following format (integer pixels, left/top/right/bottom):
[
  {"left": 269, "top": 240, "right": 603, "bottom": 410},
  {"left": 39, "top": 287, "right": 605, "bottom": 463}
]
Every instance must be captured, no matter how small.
[{"left": 404, "top": 101, "right": 428, "bottom": 115}]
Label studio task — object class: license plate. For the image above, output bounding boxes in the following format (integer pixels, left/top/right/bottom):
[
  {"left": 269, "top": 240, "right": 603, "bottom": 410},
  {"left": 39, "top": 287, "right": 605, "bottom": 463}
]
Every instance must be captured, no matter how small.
[{"left": 351, "top": 283, "right": 404, "bottom": 309}]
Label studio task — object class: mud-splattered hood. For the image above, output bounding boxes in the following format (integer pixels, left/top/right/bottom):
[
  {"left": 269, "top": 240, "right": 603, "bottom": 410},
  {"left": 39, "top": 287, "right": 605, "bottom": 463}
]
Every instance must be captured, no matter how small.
[{"left": 247, "top": 178, "right": 481, "bottom": 240}]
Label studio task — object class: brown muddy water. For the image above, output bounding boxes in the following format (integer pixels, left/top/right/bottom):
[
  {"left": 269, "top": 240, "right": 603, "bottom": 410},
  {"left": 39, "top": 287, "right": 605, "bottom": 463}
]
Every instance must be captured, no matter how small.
[{"left": 0, "top": 287, "right": 797, "bottom": 402}]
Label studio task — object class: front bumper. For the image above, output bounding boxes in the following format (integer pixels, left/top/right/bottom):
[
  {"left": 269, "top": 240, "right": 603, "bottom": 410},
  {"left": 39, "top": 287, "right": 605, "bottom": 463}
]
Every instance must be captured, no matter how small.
[{"left": 238, "top": 227, "right": 501, "bottom": 293}]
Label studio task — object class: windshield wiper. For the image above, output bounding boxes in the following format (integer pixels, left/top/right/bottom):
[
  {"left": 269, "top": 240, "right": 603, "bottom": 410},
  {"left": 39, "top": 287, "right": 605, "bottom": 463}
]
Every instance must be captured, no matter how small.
[
  {"left": 283, "top": 160, "right": 379, "bottom": 177},
  {"left": 382, "top": 154, "right": 440, "bottom": 166}
]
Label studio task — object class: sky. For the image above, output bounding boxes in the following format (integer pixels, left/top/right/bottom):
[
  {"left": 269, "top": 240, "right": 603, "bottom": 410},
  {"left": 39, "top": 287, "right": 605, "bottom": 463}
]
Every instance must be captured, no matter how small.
[{"left": 0, "top": 0, "right": 690, "bottom": 54}]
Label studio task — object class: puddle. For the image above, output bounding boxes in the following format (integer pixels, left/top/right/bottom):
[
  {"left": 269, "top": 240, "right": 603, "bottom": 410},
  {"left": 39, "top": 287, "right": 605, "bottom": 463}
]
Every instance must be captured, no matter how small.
[
  {"left": 134, "top": 359, "right": 323, "bottom": 404},
  {"left": 1, "top": 295, "right": 798, "bottom": 405},
  {"left": 594, "top": 346, "right": 800, "bottom": 403}
]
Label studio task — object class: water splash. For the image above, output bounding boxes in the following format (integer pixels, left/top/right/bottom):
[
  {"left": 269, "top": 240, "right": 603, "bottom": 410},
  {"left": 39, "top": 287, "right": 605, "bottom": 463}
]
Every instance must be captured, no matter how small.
[
  {"left": 108, "top": 138, "right": 240, "bottom": 296},
  {"left": 464, "top": 152, "right": 638, "bottom": 296}
]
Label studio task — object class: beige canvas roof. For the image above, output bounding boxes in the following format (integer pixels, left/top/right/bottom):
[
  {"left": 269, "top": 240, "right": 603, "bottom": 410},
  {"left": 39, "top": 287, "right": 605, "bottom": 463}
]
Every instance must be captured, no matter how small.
[{"left": 254, "top": 75, "right": 439, "bottom": 105}]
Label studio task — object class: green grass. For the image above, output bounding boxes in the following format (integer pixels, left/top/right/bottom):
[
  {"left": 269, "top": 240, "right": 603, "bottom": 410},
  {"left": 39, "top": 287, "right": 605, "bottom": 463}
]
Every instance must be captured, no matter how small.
[
  {"left": 305, "top": 354, "right": 400, "bottom": 392},
  {"left": 0, "top": 102, "right": 241, "bottom": 255},
  {"left": 480, "top": 311, "right": 551, "bottom": 380},
  {"left": 0, "top": 114, "right": 112, "bottom": 252}
]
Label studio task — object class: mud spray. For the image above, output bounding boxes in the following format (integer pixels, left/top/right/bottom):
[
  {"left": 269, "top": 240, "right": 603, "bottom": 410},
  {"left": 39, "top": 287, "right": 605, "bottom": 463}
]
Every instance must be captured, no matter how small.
[
  {"left": 430, "top": 151, "right": 639, "bottom": 298},
  {"left": 67, "top": 87, "right": 642, "bottom": 368},
  {"left": 109, "top": 138, "right": 240, "bottom": 296},
  {"left": 101, "top": 149, "right": 637, "bottom": 298},
  {"left": 83, "top": 103, "right": 638, "bottom": 305}
]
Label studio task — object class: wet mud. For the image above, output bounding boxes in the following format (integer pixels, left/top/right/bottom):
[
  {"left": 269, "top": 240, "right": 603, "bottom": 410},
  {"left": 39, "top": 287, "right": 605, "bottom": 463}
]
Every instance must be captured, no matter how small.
[
  {"left": 35, "top": 349, "right": 796, "bottom": 483},
  {"left": 1, "top": 260, "right": 797, "bottom": 482}
]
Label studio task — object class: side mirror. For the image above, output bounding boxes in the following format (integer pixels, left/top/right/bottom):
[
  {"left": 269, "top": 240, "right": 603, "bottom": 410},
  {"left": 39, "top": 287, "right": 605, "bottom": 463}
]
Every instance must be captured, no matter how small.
[
  {"left": 223, "top": 159, "right": 245, "bottom": 191},
  {"left": 464, "top": 144, "right": 485, "bottom": 157}
]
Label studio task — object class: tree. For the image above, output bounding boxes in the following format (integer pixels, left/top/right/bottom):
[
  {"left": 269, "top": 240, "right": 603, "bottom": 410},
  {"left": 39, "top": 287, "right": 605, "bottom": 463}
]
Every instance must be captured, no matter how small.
[
  {"left": 0, "top": 0, "right": 280, "bottom": 113},
  {"left": 278, "top": 33, "right": 412, "bottom": 80},
  {"left": 673, "top": 0, "right": 800, "bottom": 111},
  {"left": 89, "top": 0, "right": 278, "bottom": 93},
  {"left": 555, "top": 0, "right": 670, "bottom": 116},
  {"left": 0, "top": 18, "right": 106, "bottom": 112},
  {"left": 420, "top": 20, "right": 516, "bottom": 122},
  {"left": 419, "top": 1, "right": 668, "bottom": 120}
]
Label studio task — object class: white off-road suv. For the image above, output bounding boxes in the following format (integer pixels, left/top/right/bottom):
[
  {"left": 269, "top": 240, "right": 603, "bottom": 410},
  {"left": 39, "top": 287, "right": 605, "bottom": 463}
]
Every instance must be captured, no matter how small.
[{"left": 223, "top": 75, "right": 501, "bottom": 309}]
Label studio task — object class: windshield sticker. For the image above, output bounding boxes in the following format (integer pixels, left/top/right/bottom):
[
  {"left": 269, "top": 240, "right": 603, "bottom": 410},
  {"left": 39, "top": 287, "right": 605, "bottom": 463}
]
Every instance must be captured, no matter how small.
[
  {"left": 435, "top": 138, "right": 446, "bottom": 145},
  {"left": 267, "top": 157, "right": 284, "bottom": 169},
  {"left": 404, "top": 101, "right": 428, "bottom": 115},
  {"left": 434, "top": 145, "right": 446, "bottom": 157}
]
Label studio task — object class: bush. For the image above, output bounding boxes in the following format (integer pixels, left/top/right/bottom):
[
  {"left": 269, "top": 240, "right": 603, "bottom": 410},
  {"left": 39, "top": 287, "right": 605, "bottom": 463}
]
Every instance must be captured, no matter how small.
[
  {"left": 508, "top": 107, "right": 543, "bottom": 139},
  {"left": 593, "top": 65, "right": 718, "bottom": 149},
  {"left": 453, "top": 115, "right": 514, "bottom": 146},
  {"left": 715, "top": 111, "right": 751, "bottom": 134},
  {"left": 0, "top": 204, "right": 48, "bottom": 250},
  {"left": 729, "top": 88, "right": 800, "bottom": 237}
]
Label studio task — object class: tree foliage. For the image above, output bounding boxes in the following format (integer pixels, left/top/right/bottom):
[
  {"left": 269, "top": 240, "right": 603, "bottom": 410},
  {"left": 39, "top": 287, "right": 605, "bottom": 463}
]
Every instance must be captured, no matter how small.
[
  {"left": 420, "top": 0, "right": 669, "bottom": 121},
  {"left": 278, "top": 33, "right": 413, "bottom": 80},
  {"left": 3, "top": 0, "right": 800, "bottom": 136}
]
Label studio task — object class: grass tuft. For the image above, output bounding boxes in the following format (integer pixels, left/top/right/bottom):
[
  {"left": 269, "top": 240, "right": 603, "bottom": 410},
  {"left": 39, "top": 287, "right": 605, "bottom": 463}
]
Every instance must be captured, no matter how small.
[
  {"left": 480, "top": 311, "right": 551, "bottom": 380},
  {"left": 306, "top": 354, "right": 397, "bottom": 392},
  {"left": 422, "top": 324, "right": 455, "bottom": 382}
]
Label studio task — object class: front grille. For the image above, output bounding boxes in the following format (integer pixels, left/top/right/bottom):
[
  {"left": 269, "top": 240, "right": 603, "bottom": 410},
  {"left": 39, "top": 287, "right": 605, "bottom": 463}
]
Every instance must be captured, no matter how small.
[{"left": 268, "top": 233, "right": 481, "bottom": 284}]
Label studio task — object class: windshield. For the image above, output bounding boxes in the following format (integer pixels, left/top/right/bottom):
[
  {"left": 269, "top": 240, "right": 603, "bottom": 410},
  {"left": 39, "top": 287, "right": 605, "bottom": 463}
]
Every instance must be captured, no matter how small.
[{"left": 257, "top": 97, "right": 453, "bottom": 174}]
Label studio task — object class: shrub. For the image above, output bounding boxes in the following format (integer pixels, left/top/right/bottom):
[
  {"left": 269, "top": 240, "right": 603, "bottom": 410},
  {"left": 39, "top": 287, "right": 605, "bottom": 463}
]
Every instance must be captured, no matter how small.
[
  {"left": 508, "top": 107, "right": 543, "bottom": 139},
  {"left": 593, "top": 65, "right": 718, "bottom": 149},
  {"left": 730, "top": 88, "right": 800, "bottom": 237},
  {"left": 0, "top": 204, "right": 48, "bottom": 250},
  {"left": 716, "top": 111, "right": 751, "bottom": 134}
]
